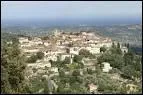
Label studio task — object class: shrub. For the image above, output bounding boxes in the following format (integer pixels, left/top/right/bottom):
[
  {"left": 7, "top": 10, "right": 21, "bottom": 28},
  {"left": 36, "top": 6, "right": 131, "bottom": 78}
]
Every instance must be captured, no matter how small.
[
  {"left": 73, "top": 55, "right": 82, "bottom": 63},
  {"left": 63, "top": 57, "right": 71, "bottom": 64},
  {"left": 79, "top": 49, "right": 93, "bottom": 58},
  {"left": 100, "top": 47, "right": 106, "bottom": 53},
  {"left": 72, "top": 70, "right": 80, "bottom": 76},
  {"left": 27, "top": 55, "right": 38, "bottom": 63},
  {"left": 36, "top": 52, "right": 44, "bottom": 59}
]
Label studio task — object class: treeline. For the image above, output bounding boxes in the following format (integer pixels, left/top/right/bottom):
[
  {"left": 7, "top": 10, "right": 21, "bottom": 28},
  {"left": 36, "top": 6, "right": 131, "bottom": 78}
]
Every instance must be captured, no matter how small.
[{"left": 1, "top": 38, "right": 28, "bottom": 94}]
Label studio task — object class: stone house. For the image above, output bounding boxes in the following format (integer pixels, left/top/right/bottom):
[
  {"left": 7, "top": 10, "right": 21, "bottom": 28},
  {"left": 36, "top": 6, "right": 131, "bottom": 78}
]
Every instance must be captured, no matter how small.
[
  {"left": 101, "top": 62, "right": 112, "bottom": 73},
  {"left": 88, "top": 83, "right": 98, "bottom": 93}
]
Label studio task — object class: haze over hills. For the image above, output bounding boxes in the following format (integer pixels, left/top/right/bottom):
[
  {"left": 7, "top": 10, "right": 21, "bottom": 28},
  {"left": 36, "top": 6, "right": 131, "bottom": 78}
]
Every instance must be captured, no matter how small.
[{"left": 1, "top": 17, "right": 142, "bottom": 27}]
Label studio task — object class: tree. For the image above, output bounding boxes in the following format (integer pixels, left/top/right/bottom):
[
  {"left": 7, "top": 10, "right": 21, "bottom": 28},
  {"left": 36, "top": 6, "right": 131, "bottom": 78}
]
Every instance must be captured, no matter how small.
[
  {"left": 112, "top": 42, "right": 116, "bottom": 48},
  {"left": 28, "top": 37, "right": 32, "bottom": 41},
  {"left": 73, "top": 55, "right": 82, "bottom": 63},
  {"left": 127, "top": 43, "right": 129, "bottom": 49},
  {"left": 97, "top": 73, "right": 120, "bottom": 93},
  {"left": 36, "top": 51, "right": 44, "bottom": 59},
  {"left": 97, "top": 53, "right": 124, "bottom": 70},
  {"left": 41, "top": 36, "right": 49, "bottom": 40},
  {"left": 27, "top": 55, "right": 38, "bottom": 63},
  {"left": 12, "top": 38, "right": 19, "bottom": 45},
  {"left": 72, "top": 70, "right": 80, "bottom": 76},
  {"left": 66, "top": 48, "right": 70, "bottom": 54},
  {"left": 121, "top": 65, "right": 136, "bottom": 79},
  {"left": 78, "top": 62, "right": 84, "bottom": 69},
  {"left": 1, "top": 41, "right": 26, "bottom": 93},
  {"left": 100, "top": 47, "right": 106, "bottom": 53},
  {"left": 109, "top": 46, "right": 122, "bottom": 55},
  {"left": 59, "top": 69, "right": 65, "bottom": 77},
  {"left": 63, "top": 57, "right": 71, "bottom": 64},
  {"left": 1, "top": 66, "right": 12, "bottom": 94},
  {"left": 32, "top": 68, "right": 37, "bottom": 73},
  {"left": 79, "top": 49, "right": 92, "bottom": 58},
  {"left": 87, "top": 68, "right": 93, "bottom": 74},
  {"left": 28, "top": 77, "right": 50, "bottom": 94},
  {"left": 123, "top": 52, "right": 134, "bottom": 66},
  {"left": 116, "top": 48, "right": 122, "bottom": 55},
  {"left": 117, "top": 42, "right": 120, "bottom": 48},
  {"left": 133, "top": 56, "right": 142, "bottom": 71},
  {"left": 67, "top": 43, "right": 73, "bottom": 47}
]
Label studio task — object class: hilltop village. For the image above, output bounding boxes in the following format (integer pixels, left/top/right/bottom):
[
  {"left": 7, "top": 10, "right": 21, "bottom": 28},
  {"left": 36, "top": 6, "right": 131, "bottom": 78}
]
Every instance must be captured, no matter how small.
[
  {"left": 16, "top": 30, "right": 130, "bottom": 93},
  {"left": 19, "top": 30, "right": 114, "bottom": 59},
  {"left": 19, "top": 30, "right": 115, "bottom": 75}
]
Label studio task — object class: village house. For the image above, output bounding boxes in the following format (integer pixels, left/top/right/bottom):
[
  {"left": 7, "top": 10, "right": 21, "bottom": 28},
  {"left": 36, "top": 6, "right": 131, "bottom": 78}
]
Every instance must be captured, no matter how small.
[
  {"left": 44, "top": 54, "right": 57, "bottom": 61},
  {"left": 102, "top": 62, "right": 112, "bottom": 73},
  {"left": 69, "top": 47, "right": 80, "bottom": 55},
  {"left": 19, "top": 37, "right": 29, "bottom": 44},
  {"left": 126, "top": 84, "right": 138, "bottom": 94},
  {"left": 50, "top": 67, "right": 59, "bottom": 73},
  {"left": 43, "top": 41, "right": 51, "bottom": 46},
  {"left": 88, "top": 83, "right": 98, "bottom": 93},
  {"left": 121, "top": 46, "right": 128, "bottom": 53}
]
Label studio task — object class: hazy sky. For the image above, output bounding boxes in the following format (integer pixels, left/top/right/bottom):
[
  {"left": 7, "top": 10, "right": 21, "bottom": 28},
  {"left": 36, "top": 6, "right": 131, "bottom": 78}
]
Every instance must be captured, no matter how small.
[{"left": 1, "top": 1, "right": 142, "bottom": 21}]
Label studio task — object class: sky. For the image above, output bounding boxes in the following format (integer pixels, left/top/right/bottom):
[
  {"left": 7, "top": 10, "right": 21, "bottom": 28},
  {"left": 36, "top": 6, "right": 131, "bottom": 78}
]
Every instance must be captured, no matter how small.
[{"left": 1, "top": 1, "right": 142, "bottom": 25}]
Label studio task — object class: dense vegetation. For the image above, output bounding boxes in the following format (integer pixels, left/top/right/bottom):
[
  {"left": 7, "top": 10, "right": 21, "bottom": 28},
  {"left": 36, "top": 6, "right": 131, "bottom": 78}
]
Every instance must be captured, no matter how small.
[
  {"left": 97, "top": 43, "right": 142, "bottom": 80},
  {"left": 27, "top": 51, "right": 44, "bottom": 63},
  {"left": 1, "top": 38, "right": 27, "bottom": 93}
]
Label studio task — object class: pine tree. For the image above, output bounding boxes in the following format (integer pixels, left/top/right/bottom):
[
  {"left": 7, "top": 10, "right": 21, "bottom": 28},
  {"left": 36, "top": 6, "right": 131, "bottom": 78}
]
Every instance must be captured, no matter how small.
[{"left": 117, "top": 42, "right": 120, "bottom": 48}]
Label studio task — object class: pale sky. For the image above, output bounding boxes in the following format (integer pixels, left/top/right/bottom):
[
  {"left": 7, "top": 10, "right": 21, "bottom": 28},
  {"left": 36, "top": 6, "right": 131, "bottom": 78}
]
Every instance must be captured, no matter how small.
[{"left": 1, "top": 1, "right": 142, "bottom": 21}]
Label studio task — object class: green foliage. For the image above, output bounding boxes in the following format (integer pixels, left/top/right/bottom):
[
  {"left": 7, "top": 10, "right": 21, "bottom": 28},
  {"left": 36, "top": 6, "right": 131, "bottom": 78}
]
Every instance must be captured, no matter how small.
[
  {"left": 112, "top": 42, "right": 116, "bottom": 48},
  {"left": 123, "top": 52, "right": 134, "bottom": 66},
  {"left": 27, "top": 77, "right": 50, "bottom": 94},
  {"left": 1, "top": 66, "right": 12, "bottom": 94},
  {"left": 57, "top": 74, "right": 84, "bottom": 93},
  {"left": 87, "top": 68, "right": 93, "bottom": 74},
  {"left": 28, "top": 37, "right": 32, "bottom": 41},
  {"left": 32, "top": 68, "right": 38, "bottom": 73},
  {"left": 63, "top": 57, "right": 71, "bottom": 64},
  {"left": 97, "top": 73, "right": 120, "bottom": 93},
  {"left": 97, "top": 53, "right": 124, "bottom": 70},
  {"left": 27, "top": 55, "right": 38, "bottom": 63},
  {"left": 1, "top": 41, "right": 26, "bottom": 94},
  {"left": 41, "top": 36, "right": 49, "bottom": 40},
  {"left": 121, "top": 65, "right": 140, "bottom": 79},
  {"left": 133, "top": 56, "right": 142, "bottom": 71},
  {"left": 59, "top": 69, "right": 65, "bottom": 77},
  {"left": 36, "top": 51, "right": 44, "bottom": 59},
  {"left": 66, "top": 48, "right": 70, "bottom": 53},
  {"left": 100, "top": 46, "right": 106, "bottom": 53},
  {"left": 78, "top": 62, "right": 84, "bottom": 69},
  {"left": 110, "top": 47, "right": 122, "bottom": 55},
  {"left": 69, "top": 82, "right": 87, "bottom": 94},
  {"left": 67, "top": 43, "right": 73, "bottom": 47},
  {"left": 79, "top": 49, "right": 93, "bottom": 58},
  {"left": 72, "top": 70, "right": 80, "bottom": 76},
  {"left": 27, "top": 51, "right": 44, "bottom": 63},
  {"left": 126, "top": 43, "right": 130, "bottom": 49},
  {"left": 117, "top": 42, "right": 120, "bottom": 48},
  {"left": 73, "top": 55, "right": 82, "bottom": 63}
]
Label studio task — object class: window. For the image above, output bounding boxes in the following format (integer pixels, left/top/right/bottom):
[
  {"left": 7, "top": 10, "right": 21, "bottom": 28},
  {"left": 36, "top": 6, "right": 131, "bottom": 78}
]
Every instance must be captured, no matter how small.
[{"left": 74, "top": 48, "right": 77, "bottom": 51}]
